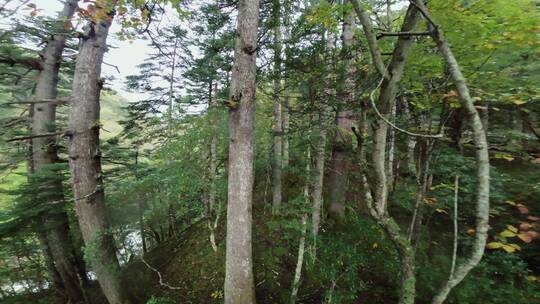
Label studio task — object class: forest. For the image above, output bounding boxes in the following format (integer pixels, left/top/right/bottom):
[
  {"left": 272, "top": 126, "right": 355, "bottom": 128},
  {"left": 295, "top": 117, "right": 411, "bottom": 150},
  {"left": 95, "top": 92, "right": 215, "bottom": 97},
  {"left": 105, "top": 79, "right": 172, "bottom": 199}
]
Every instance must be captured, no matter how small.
[{"left": 0, "top": 0, "right": 538, "bottom": 303}]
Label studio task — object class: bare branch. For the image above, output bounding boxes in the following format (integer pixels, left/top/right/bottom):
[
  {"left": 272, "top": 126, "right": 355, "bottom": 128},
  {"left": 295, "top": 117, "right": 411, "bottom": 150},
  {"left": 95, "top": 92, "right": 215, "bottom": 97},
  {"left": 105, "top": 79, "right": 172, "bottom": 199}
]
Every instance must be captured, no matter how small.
[
  {"left": 376, "top": 31, "right": 431, "bottom": 39},
  {"left": 7, "top": 131, "right": 65, "bottom": 142},
  {"left": 140, "top": 256, "right": 182, "bottom": 290},
  {"left": 369, "top": 73, "right": 444, "bottom": 139},
  {"left": 103, "top": 61, "right": 120, "bottom": 73}
]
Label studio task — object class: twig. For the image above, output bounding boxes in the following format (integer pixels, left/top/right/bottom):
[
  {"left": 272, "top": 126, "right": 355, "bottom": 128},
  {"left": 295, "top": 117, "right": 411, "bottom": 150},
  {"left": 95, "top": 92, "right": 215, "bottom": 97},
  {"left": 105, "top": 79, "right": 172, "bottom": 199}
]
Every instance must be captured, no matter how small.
[
  {"left": 369, "top": 74, "right": 444, "bottom": 139},
  {"left": 7, "top": 131, "right": 65, "bottom": 142},
  {"left": 140, "top": 255, "right": 182, "bottom": 290},
  {"left": 3, "top": 97, "right": 71, "bottom": 106},
  {"left": 103, "top": 61, "right": 120, "bottom": 73},
  {"left": 376, "top": 31, "right": 431, "bottom": 39},
  {"left": 449, "top": 175, "right": 459, "bottom": 279}
]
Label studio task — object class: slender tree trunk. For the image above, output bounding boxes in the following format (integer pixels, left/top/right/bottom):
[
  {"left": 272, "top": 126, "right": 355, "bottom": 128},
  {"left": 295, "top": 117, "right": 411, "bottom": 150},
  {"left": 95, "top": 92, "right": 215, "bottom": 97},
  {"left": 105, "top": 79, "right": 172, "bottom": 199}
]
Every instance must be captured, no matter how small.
[
  {"left": 371, "top": 4, "right": 421, "bottom": 213},
  {"left": 311, "top": 109, "right": 327, "bottom": 252},
  {"left": 282, "top": 0, "right": 292, "bottom": 168},
  {"left": 134, "top": 148, "right": 147, "bottom": 254},
  {"left": 207, "top": 81, "right": 219, "bottom": 252},
  {"left": 224, "top": 0, "right": 260, "bottom": 302},
  {"left": 272, "top": 0, "right": 283, "bottom": 213},
  {"left": 402, "top": 98, "right": 417, "bottom": 176},
  {"left": 311, "top": 29, "right": 333, "bottom": 256},
  {"left": 291, "top": 213, "right": 308, "bottom": 304},
  {"left": 290, "top": 144, "right": 310, "bottom": 303},
  {"left": 479, "top": 103, "right": 488, "bottom": 137},
  {"left": 168, "top": 38, "right": 179, "bottom": 137},
  {"left": 353, "top": 4, "right": 422, "bottom": 303},
  {"left": 387, "top": 103, "right": 396, "bottom": 190},
  {"left": 282, "top": 96, "right": 290, "bottom": 168},
  {"left": 67, "top": 4, "right": 130, "bottom": 304},
  {"left": 29, "top": 1, "right": 85, "bottom": 302},
  {"left": 138, "top": 201, "right": 147, "bottom": 254},
  {"left": 327, "top": 0, "right": 356, "bottom": 218},
  {"left": 409, "top": 2, "right": 490, "bottom": 303}
]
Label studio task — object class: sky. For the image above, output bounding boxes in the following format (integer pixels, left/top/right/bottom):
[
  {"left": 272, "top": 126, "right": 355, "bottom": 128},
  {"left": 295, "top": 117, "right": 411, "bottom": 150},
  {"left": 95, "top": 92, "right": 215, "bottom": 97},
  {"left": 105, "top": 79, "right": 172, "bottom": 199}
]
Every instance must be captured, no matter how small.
[{"left": 3, "top": 0, "right": 153, "bottom": 101}]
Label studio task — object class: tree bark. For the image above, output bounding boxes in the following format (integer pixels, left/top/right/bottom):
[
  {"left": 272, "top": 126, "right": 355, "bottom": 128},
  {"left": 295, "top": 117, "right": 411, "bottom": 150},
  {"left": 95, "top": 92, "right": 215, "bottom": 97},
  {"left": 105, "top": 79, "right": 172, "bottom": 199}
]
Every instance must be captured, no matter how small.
[
  {"left": 327, "top": 0, "right": 356, "bottom": 218},
  {"left": 386, "top": 104, "right": 397, "bottom": 191},
  {"left": 224, "top": 0, "right": 260, "bottom": 302},
  {"left": 371, "top": 4, "right": 421, "bottom": 213},
  {"left": 290, "top": 145, "right": 310, "bottom": 303},
  {"left": 409, "top": 1, "right": 489, "bottom": 303},
  {"left": 207, "top": 81, "right": 219, "bottom": 252},
  {"left": 354, "top": 4, "right": 422, "bottom": 303},
  {"left": 272, "top": 0, "right": 283, "bottom": 213},
  {"left": 67, "top": 4, "right": 130, "bottom": 304},
  {"left": 29, "top": 0, "right": 86, "bottom": 302},
  {"left": 311, "top": 109, "right": 327, "bottom": 249},
  {"left": 311, "top": 29, "right": 333, "bottom": 257},
  {"left": 36, "top": 227, "right": 64, "bottom": 293}
]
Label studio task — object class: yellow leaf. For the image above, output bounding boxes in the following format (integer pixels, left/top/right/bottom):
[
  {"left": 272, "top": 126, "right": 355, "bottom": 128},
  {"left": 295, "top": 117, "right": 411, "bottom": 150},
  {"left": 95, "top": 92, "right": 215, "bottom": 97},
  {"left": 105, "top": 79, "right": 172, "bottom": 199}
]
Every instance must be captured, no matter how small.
[
  {"left": 508, "top": 243, "right": 521, "bottom": 251},
  {"left": 507, "top": 225, "right": 518, "bottom": 233},
  {"left": 502, "top": 244, "right": 516, "bottom": 253},
  {"left": 372, "top": 242, "right": 378, "bottom": 249},
  {"left": 435, "top": 208, "right": 448, "bottom": 214},
  {"left": 511, "top": 99, "right": 527, "bottom": 105},
  {"left": 494, "top": 153, "right": 514, "bottom": 161},
  {"left": 526, "top": 276, "right": 538, "bottom": 282},
  {"left": 486, "top": 242, "right": 504, "bottom": 249},
  {"left": 499, "top": 230, "right": 517, "bottom": 238}
]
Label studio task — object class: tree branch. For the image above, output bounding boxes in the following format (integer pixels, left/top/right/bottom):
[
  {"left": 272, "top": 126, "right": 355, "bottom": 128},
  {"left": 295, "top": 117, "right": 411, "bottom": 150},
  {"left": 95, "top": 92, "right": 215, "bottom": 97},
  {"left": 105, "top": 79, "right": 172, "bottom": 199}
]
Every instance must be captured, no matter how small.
[
  {"left": 0, "top": 55, "right": 42, "bottom": 70},
  {"left": 140, "top": 256, "right": 182, "bottom": 290},
  {"left": 376, "top": 31, "right": 431, "bottom": 39},
  {"left": 351, "top": 0, "right": 387, "bottom": 77},
  {"left": 7, "top": 131, "right": 65, "bottom": 142}
]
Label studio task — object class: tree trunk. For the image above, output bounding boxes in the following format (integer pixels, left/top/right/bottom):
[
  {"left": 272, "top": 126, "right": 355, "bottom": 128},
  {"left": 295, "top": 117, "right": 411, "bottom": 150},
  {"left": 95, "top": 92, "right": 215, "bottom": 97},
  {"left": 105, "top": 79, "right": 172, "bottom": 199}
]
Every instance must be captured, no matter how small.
[
  {"left": 272, "top": 0, "right": 283, "bottom": 213},
  {"left": 29, "top": 0, "right": 86, "bottom": 302},
  {"left": 402, "top": 98, "right": 417, "bottom": 176},
  {"left": 208, "top": 81, "right": 219, "bottom": 252},
  {"left": 311, "top": 29, "right": 333, "bottom": 256},
  {"left": 311, "top": 109, "right": 327, "bottom": 251},
  {"left": 224, "top": 0, "right": 260, "bottom": 302},
  {"left": 354, "top": 4, "right": 422, "bottom": 303},
  {"left": 282, "top": 96, "right": 290, "bottom": 168},
  {"left": 67, "top": 4, "right": 130, "bottom": 304},
  {"left": 410, "top": 1, "right": 489, "bottom": 303},
  {"left": 290, "top": 213, "right": 308, "bottom": 304},
  {"left": 44, "top": 214, "right": 87, "bottom": 303},
  {"left": 36, "top": 227, "right": 64, "bottom": 293},
  {"left": 290, "top": 145, "right": 310, "bottom": 303},
  {"left": 282, "top": 0, "right": 292, "bottom": 168},
  {"left": 327, "top": 1, "right": 356, "bottom": 218},
  {"left": 371, "top": 4, "right": 421, "bottom": 213},
  {"left": 386, "top": 103, "right": 397, "bottom": 191}
]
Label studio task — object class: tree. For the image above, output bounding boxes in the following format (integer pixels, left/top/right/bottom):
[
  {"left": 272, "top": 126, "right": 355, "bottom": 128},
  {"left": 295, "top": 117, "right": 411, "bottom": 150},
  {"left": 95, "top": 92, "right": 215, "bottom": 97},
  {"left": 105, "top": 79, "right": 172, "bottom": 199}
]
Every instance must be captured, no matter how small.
[
  {"left": 67, "top": 2, "right": 131, "bottom": 303},
  {"left": 29, "top": 1, "right": 87, "bottom": 302},
  {"left": 271, "top": 0, "right": 283, "bottom": 213},
  {"left": 224, "top": 0, "right": 261, "bottom": 301},
  {"left": 327, "top": 0, "right": 357, "bottom": 218}
]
